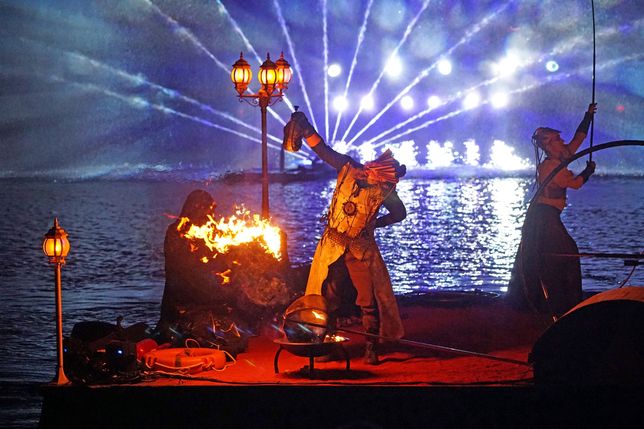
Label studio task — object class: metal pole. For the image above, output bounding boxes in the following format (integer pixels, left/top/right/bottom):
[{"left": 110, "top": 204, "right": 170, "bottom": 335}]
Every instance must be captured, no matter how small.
[
  {"left": 589, "top": 0, "right": 596, "bottom": 162},
  {"left": 260, "top": 94, "right": 269, "bottom": 219},
  {"left": 285, "top": 318, "right": 531, "bottom": 367},
  {"left": 546, "top": 252, "right": 644, "bottom": 260},
  {"left": 53, "top": 263, "right": 70, "bottom": 385}
]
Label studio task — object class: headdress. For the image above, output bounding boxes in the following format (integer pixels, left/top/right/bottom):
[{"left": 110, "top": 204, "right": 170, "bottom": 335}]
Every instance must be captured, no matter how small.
[
  {"left": 532, "top": 127, "right": 560, "bottom": 151},
  {"left": 363, "top": 149, "right": 401, "bottom": 184}
]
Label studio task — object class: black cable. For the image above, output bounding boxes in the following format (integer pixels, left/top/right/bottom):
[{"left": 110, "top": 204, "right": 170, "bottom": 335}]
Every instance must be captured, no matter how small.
[{"left": 590, "top": 0, "right": 597, "bottom": 162}]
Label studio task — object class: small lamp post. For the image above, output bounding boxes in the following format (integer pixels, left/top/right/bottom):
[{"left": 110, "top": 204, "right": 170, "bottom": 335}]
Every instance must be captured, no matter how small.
[
  {"left": 231, "top": 52, "right": 292, "bottom": 219},
  {"left": 42, "top": 218, "right": 71, "bottom": 385}
]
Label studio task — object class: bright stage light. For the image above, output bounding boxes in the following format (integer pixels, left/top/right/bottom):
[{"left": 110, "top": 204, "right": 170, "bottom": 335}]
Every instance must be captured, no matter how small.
[
  {"left": 437, "top": 59, "right": 452, "bottom": 76},
  {"left": 332, "top": 95, "right": 349, "bottom": 112},
  {"left": 358, "top": 142, "right": 376, "bottom": 163},
  {"left": 427, "top": 95, "right": 441, "bottom": 109},
  {"left": 490, "top": 91, "right": 509, "bottom": 108},
  {"left": 486, "top": 140, "right": 531, "bottom": 171},
  {"left": 385, "top": 56, "right": 403, "bottom": 78},
  {"left": 463, "top": 92, "right": 481, "bottom": 109},
  {"left": 386, "top": 141, "right": 419, "bottom": 168},
  {"left": 463, "top": 139, "right": 480, "bottom": 166},
  {"left": 426, "top": 140, "right": 455, "bottom": 168},
  {"left": 545, "top": 60, "right": 559, "bottom": 72},
  {"left": 495, "top": 55, "right": 519, "bottom": 76},
  {"left": 400, "top": 95, "right": 414, "bottom": 110},
  {"left": 328, "top": 63, "right": 342, "bottom": 77},
  {"left": 361, "top": 94, "right": 375, "bottom": 111}
]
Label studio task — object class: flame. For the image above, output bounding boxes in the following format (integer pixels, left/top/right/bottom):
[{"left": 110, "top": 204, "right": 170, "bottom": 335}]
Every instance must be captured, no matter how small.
[
  {"left": 324, "top": 334, "right": 347, "bottom": 343},
  {"left": 179, "top": 205, "right": 282, "bottom": 259},
  {"left": 311, "top": 310, "right": 327, "bottom": 321},
  {"left": 216, "top": 269, "right": 232, "bottom": 285}
]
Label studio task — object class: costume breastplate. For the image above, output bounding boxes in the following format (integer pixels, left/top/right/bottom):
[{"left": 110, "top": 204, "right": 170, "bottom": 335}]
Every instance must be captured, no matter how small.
[
  {"left": 541, "top": 183, "right": 567, "bottom": 200},
  {"left": 327, "top": 164, "right": 388, "bottom": 239},
  {"left": 538, "top": 160, "right": 567, "bottom": 201}
]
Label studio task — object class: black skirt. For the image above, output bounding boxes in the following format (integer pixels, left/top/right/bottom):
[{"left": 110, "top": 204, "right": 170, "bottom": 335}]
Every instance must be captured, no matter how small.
[{"left": 507, "top": 203, "right": 582, "bottom": 317}]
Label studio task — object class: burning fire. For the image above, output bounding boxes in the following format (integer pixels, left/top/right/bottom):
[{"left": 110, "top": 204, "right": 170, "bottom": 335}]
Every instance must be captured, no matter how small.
[
  {"left": 216, "top": 269, "right": 232, "bottom": 285},
  {"left": 178, "top": 205, "right": 282, "bottom": 260}
]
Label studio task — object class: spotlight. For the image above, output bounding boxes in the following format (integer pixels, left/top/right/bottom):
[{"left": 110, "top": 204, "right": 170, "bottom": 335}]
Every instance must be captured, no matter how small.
[
  {"left": 328, "top": 63, "right": 342, "bottom": 77},
  {"left": 437, "top": 59, "right": 452, "bottom": 76},
  {"left": 490, "top": 91, "right": 509, "bottom": 108},
  {"left": 427, "top": 95, "right": 441, "bottom": 109},
  {"left": 385, "top": 56, "right": 403, "bottom": 78},
  {"left": 463, "top": 92, "right": 481, "bottom": 109},
  {"left": 333, "top": 95, "right": 349, "bottom": 112},
  {"left": 360, "top": 94, "right": 375, "bottom": 111},
  {"left": 545, "top": 60, "right": 559, "bottom": 72},
  {"left": 400, "top": 95, "right": 414, "bottom": 110},
  {"left": 496, "top": 55, "right": 519, "bottom": 76}
]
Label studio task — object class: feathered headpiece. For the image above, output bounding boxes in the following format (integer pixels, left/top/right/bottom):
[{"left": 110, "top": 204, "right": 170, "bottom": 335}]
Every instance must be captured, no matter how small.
[{"left": 363, "top": 149, "right": 401, "bottom": 184}]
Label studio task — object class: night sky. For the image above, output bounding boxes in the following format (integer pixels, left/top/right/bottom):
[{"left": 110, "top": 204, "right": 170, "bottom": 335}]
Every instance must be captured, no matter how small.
[{"left": 1, "top": 0, "right": 642, "bottom": 178}]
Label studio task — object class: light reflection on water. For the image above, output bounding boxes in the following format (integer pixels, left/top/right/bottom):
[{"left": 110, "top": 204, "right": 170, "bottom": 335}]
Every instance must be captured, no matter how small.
[
  {"left": 0, "top": 176, "right": 642, "bottom": 426},
  {"left": 380, "top": 177, "right": 532, "bottom": 292}
]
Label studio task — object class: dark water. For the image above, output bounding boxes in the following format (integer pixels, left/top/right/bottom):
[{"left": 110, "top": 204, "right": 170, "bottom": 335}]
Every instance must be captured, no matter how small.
[{"left": 0, "top": 176, "right": 642, "bottom": 427}]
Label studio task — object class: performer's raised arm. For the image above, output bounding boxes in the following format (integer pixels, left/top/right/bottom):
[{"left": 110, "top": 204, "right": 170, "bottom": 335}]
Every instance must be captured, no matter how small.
[
  {"left": 566, "top": 103, "right": 597, "bottom": 156},
  {"left": 284, "top": 111, "right": 351, "bottom": 170}
]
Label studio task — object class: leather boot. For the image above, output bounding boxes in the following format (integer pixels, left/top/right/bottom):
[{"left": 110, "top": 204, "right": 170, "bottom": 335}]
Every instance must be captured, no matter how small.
[
  {"left": 364, "top": 340, "right": 379, "bottom": 365},
  {"left": 361, "top": 306, "right": 379, "bottom": 365}
]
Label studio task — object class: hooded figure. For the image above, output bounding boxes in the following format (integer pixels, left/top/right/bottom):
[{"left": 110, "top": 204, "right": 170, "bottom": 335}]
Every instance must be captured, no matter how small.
[
  {"left": 159, "top": 189, "right": 219, "bottom": 324},
  {"left": 507, "top": 104, "right": 597, "bottom": 318},
  {"left": 285, "top": 111, "right": 406, "bottom": 365}
]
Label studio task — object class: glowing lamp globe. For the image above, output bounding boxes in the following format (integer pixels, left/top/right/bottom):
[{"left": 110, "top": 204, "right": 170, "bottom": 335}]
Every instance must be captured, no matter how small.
[
  {"left": 258, "top": 53, "right": 277, "bottom": 95},
  {"left": 275, "top": 52, "right": 292, "bottom": 91},
  {"left": 231, "top": 52, "right": 252, "bottom": 96},
  {"left": 42, "top": 218, "right": 70, "bottom": 264}
]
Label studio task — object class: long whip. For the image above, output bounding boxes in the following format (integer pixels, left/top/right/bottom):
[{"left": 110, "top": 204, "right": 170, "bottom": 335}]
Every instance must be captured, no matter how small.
[
  {"left": 590, "top": 0, "right": 596, "bottom": 162},
  {"left": 284, "top": 318, "right": 531, "bottom": 367}
]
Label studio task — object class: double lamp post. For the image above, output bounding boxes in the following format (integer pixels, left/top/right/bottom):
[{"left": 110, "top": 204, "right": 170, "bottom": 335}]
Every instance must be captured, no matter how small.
[{"left": 230, "top": 52, "right": 292, "bottom": 219}]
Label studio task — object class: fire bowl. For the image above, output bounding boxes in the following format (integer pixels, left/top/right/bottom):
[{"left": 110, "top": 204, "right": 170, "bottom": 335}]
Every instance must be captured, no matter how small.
[
  {"left": 274, "top": 337, "right": 349, "bottom": 358},
  {"left": 273, "top": 337, "right": 351, "bottom": 375}
]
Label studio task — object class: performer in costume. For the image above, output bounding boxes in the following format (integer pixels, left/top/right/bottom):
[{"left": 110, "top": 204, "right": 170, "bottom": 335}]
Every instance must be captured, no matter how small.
[
  {"left": 285, "top": 111, "right": 406, "bottom": 365},
  {"left": 507, "top": 103, "right": 597, "bottom": 318}
]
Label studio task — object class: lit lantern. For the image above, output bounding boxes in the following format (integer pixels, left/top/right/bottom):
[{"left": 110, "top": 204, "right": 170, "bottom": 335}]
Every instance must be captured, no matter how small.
[
  {"left": 43, "top": 218, "right": 70, "bottom": 264},
  {"left": 275, "top": 51, "right": 292, "bottom": 92},
  {"left": 42, "top": 217, "right": 71, "bottom": 385},
  {"left": 230, "top": 52, "right": 252, "bottom": 96},
  {"left": 258, "top": 53, "right": 277, "bottom": 96}
]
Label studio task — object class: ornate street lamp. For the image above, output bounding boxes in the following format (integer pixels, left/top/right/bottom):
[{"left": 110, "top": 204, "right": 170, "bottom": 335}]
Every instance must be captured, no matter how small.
[
  {"left": 231, "top": 52, "right": 292, "bottom": 219},
  {"left": 42, "top": 218, "right": 71, "bottom": 385}
]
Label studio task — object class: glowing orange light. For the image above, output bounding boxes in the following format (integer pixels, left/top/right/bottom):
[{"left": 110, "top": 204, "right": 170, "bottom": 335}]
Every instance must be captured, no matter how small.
[
  {"left": 178, "top": 205, "right": 282, "bottom": 260},
  {"left": 275, "top": 52, "right": 292, "bottom": 91},
  {"left": 231, "top": 52, "right": 252, "bottom": 96},
  {"left": 42, "top": 218, "right": 70, "bottom": 264},
  {"left": 216, "top": 269, "right": 232, "bottom": 285},
  {"left": 258, "top": 53, "right": 277, "bottom": 95}
]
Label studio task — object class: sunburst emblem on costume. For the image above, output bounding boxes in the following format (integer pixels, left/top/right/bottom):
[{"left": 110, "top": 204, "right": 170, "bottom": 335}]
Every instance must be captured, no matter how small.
[{"left": 343, "top": 201, "right": 357, "bottom": 216}]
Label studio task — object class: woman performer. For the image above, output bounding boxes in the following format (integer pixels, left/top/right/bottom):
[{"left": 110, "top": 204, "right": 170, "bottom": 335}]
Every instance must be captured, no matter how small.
[{"left": 507, "top": 103, "right": 597, "bottom": 318}]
